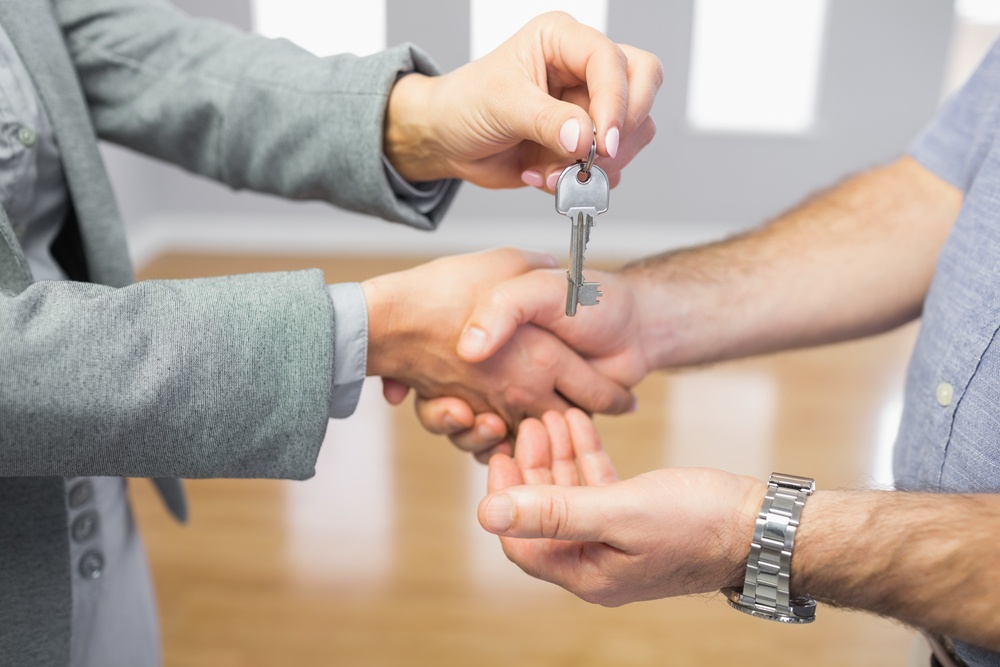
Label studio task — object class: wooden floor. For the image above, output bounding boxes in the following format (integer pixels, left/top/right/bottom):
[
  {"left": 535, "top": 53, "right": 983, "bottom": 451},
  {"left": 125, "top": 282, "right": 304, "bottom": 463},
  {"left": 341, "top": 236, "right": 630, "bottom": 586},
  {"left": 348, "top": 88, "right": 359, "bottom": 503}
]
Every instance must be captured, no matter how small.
[{"left": 132, "top": 252, "right": 921, "bottom": 667}]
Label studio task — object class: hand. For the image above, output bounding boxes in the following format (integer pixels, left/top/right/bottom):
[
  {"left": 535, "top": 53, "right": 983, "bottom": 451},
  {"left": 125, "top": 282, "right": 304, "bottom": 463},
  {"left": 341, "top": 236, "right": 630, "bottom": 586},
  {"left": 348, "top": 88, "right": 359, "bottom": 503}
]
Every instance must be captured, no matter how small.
[
  {"left": 478, "top": 409, "right": 764, "bottom": 606},
  {"left": 412, "top": 267, "right": 653, "bottom": 448},
  {"left": 384, "top": 11, "right": 661, "bottom": 191},
  {"left": 363, "top": 249, "right": 636, "bottom": 456}
]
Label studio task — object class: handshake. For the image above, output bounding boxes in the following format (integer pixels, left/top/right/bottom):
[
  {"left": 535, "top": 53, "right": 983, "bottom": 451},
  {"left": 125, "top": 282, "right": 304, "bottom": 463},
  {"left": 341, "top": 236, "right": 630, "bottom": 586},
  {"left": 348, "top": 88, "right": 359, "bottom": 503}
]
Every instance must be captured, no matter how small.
[
  {"left": 361, "top": 247, "right": 650, "bottom": 458},
  {"left": 355, "top": 246, "right": 765, "bottom": 607}
]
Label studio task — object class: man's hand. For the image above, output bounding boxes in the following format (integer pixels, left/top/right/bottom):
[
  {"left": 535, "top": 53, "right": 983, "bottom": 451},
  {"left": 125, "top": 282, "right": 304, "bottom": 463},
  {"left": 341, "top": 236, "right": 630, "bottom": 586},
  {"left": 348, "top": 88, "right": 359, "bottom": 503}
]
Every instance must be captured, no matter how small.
[
  {"left": 384, "top": 11, "right": 661, "bottom": 191},
  {"left": 410, "top": 267, "right": 654, "bottom": 448},
  {"left": 478, "top": 409, "right": 763, "bottom": 605},
  {"left": 363, "top": 250, "right": 635, "bottom": 456}
]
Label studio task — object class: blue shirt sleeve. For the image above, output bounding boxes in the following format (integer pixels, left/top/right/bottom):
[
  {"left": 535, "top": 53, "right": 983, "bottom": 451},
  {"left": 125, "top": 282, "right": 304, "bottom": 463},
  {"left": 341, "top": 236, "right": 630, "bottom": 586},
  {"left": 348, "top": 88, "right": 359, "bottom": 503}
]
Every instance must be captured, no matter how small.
[{"left": 909, "top": 37, "right": 1000, "bottom": 192}]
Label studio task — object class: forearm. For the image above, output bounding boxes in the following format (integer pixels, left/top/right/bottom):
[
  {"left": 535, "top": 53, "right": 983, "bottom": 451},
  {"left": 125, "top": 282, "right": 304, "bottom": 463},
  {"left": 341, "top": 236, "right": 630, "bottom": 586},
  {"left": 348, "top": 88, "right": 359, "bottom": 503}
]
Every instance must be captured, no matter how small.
[
  {"left": 793, "top": 489, "right": 1000, "bottom": 650},
  {"left": 56, "top": 0, "right": 451, "bottom": 226},
  {"left": 0, "top": 272, "right": 333, "bottom": 479},
  {"left": 625, "top": 156, "right": 962, "bottom": 368}
]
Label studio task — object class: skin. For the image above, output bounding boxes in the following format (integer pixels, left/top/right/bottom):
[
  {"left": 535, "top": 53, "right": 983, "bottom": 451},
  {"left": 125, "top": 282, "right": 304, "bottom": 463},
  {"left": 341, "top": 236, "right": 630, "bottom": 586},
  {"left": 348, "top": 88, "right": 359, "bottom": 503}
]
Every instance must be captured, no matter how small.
[
  {"left": 416, "top": 156, "right": 963, "bottom": 447},
  {"left": 360, "top": 249, "right": 636, "bottom": 440},
  {"left": 480, "top": 410, "right": 1000, "bottom": 652},
  {"left": 383, "top": 11, "right": 661, "bottom": 191}
]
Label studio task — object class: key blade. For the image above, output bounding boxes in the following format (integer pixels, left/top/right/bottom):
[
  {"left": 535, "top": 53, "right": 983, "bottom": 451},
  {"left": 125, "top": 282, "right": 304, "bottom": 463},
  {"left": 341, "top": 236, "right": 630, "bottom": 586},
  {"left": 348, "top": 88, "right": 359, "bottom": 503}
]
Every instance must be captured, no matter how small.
[{"left": 566, "top": 275, "right": 580, "bottom": 316}]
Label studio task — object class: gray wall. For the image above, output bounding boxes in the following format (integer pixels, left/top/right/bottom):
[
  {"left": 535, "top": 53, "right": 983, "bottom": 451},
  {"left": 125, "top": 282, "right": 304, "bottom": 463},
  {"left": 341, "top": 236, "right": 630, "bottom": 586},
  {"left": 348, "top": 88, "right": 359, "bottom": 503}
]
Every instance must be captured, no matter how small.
[{"left": 101, "top": 0, "right": 956, "bottom": 249}]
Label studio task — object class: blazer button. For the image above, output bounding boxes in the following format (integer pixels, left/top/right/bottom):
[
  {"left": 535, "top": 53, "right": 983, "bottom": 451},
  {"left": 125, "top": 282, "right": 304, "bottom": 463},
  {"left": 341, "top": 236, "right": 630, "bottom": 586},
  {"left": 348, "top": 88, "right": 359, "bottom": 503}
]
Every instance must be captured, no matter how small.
[
  {"left": 16, "top": 126, "right": 36, "bottom": 146},
  {"left": 68, "top": 480, "right": 95, "bottom": 508},
  {"left": 78, "top": 550, "right": 105, "bottom": 579},
  {"left": 71, "top": 511, "right": 100, "bottom": 542}
]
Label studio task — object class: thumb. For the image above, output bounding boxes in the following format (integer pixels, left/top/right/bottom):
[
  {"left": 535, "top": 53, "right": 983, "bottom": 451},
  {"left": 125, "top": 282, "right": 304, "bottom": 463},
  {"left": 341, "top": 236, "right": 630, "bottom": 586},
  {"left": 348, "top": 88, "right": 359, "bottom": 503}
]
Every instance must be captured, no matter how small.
[
  {"left": 478, "top": 485, "right": 610, "bottom": 541},
  {"left": 458, "top": 270, "right": 566, "bottom": 362}
]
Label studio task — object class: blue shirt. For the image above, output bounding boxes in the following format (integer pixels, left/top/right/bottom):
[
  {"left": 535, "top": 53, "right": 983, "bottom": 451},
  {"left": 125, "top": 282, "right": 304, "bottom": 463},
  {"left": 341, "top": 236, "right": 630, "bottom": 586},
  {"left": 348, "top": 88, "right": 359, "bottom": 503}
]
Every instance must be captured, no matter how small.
[{"left": 900, "top": 37, "right": 1000, "bottom": 667}]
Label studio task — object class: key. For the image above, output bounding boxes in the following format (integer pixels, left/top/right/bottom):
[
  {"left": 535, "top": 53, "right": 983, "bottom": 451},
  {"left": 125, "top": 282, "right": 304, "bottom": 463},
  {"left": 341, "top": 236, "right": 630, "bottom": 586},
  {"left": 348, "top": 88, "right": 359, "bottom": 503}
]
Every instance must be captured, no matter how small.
[{"left": 555, "top": 162, "right": 609, "bottom": 316}]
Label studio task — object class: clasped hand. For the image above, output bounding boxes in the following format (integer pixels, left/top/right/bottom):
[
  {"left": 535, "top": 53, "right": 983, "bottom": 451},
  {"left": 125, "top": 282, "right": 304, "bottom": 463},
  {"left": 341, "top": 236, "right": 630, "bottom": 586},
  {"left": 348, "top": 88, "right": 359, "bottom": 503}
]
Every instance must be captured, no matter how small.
[{"left": 361, "top": 249, "right": 636, "bottom": 457}]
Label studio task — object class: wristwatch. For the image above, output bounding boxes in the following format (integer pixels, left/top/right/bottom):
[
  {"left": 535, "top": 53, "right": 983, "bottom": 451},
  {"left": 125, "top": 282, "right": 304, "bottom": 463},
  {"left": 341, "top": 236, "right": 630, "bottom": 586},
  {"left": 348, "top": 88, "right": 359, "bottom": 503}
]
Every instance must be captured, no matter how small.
[{"left": 725, "top": 472, "right": 817, "bottom": 624}]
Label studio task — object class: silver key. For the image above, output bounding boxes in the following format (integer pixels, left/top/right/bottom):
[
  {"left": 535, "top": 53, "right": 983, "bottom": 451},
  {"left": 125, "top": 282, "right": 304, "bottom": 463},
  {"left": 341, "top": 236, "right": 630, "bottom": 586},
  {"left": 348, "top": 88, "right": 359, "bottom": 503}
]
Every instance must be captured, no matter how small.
[{"left": 555, "top": 162, "right": 609, "bottom": 316}]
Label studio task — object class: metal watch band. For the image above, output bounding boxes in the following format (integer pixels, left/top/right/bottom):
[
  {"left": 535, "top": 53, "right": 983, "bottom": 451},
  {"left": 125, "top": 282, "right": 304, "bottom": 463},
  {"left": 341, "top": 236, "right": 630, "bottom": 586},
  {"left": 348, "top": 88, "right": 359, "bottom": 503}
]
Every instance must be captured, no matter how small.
[{"left": 725, "top": 472, "right": 817, "bottom": 624}]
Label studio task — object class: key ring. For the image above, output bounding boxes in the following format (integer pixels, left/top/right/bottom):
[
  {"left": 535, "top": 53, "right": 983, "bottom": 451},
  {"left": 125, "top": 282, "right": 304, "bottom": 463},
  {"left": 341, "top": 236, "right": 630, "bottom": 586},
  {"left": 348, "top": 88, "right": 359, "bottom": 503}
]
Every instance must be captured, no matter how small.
[{"left": 578, "top": 127, "right": 597, "bottom": 183}]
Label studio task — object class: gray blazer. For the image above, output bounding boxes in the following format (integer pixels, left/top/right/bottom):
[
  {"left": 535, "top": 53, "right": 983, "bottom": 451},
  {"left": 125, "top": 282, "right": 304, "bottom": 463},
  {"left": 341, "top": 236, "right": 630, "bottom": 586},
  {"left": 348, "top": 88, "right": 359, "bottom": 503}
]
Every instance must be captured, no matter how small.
[{"left": 0, "top": 0, "right": 453, "bottom": 663}]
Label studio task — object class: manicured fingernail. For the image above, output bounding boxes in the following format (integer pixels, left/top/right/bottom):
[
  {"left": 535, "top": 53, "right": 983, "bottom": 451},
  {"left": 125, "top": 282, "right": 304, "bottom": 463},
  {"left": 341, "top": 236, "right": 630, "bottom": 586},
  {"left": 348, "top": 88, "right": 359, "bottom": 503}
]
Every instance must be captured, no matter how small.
[
  {"left": 546, "top": 171, "right": 560, "bottom": 191},
  {"left": 521, "top": 169, "right": 544, "bottom": 188},
  {"left": 484, "top": 494, "right": 514, "bottom": 533},
  {"left": 560, "top": 118, "right": 580, "bottom": 153},
  {"left": 458, "top": 326, "right": 489, "bottom": 358},
  {"left": 605, "top": 126, "right": 620, "bottom": 159}
]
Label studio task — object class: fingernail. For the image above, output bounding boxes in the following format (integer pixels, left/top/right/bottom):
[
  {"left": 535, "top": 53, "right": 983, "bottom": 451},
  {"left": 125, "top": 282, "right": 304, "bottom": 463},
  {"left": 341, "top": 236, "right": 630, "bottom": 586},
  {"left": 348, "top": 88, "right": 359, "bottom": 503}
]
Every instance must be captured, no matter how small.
[
  {"left": 443, "top": 411, "right": 464, "bottom": 432},
  {"left": 560, "top": 118, "right": 580, "bottom": 153},
  {"left": 477, "top": 422, "right": 499, "bottom": 442},
  {"left": 629, "top": 397, "right": 639, "bottom": 413},
  {"left": 458, "top": 326, "right": 489, "bottom": 358},
  {"left": 484, "top": 494, "right": 514, "bottom": 533},
  {"left": 606, "top": 126, "right": 620, "bottom": 159},
  {"left": 521, "top": 169, "right": 544, "bottom": 188},
  {"left": 546, "top": 172, "right": 560, "bottom": 191}
]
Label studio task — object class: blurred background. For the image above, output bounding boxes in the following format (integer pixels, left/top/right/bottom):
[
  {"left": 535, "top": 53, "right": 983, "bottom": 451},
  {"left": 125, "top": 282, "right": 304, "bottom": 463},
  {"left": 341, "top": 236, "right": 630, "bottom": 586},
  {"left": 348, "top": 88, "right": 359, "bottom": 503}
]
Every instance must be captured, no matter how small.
[
  {"left": 123, "top": 1, "right": 996, "bottom": 665},
  {"left": 109, "top": 0, "right": 998, "bottom": 264}
]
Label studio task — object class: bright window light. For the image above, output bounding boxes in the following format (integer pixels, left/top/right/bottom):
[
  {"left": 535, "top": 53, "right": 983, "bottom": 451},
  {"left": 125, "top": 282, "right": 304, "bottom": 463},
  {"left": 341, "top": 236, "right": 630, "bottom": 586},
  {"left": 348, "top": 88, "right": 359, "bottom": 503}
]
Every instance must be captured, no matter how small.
[
  {"left": 687, "top": 0, "right": 828, "bottom": 134},
  {"left": 251, "top": 0, "right": 386, "bottom": 57},
  {"left": 470, "top": 0, "right": 608, "bottom": 61},
  {"left": 957, "top": 0, "right": 1000, "bottom": 24}
]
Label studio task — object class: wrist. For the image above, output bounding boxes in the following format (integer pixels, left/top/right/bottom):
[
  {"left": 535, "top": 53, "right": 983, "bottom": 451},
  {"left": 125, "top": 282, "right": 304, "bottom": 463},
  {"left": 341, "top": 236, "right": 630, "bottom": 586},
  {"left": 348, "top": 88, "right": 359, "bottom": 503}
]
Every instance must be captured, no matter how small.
[
  {"left": 725, "top": 477, "right": 769, "bottom": 589},
  {"left": 618, "top": 267, "right": 681, "bottom": 372},
  {"left": 361, "top": 274, "right": 407, "bottom": 378},
  {"left": 384, "top": 73, "right": 450, "bottom": 182}
]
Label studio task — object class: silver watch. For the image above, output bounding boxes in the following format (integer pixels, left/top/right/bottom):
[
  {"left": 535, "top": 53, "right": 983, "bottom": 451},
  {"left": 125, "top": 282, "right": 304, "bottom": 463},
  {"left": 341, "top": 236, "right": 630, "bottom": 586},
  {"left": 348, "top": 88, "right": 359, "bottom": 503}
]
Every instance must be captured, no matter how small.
[{"left": 725, "top": 472, "right": 817, "bottom": 624}]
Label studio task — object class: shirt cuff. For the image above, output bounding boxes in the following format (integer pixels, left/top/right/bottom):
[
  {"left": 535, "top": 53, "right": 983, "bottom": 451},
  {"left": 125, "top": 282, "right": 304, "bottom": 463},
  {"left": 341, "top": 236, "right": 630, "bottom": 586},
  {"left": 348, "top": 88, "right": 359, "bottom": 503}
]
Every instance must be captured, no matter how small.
[{"left": 326, "top": 282, "right": 369, "bottom": 419}]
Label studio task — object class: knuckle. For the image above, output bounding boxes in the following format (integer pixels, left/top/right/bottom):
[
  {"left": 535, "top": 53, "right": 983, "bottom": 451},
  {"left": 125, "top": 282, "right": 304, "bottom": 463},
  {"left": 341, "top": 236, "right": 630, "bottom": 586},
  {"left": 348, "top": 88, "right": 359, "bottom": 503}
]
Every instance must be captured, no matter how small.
[{"left": 540, "top": 494, "right": 571, "bottom": 539}]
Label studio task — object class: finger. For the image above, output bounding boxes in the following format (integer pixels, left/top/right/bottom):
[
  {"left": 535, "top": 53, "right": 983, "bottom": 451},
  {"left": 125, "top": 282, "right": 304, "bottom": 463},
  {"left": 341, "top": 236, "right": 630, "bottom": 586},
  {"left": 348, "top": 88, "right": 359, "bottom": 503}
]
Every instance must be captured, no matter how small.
[
  {"left": 618, "top": 45, "right": 663, "bottom": 137},
  {"left": 381, "top": 378, "right": 411, "bottom": 405},
  {"left": 474, "top": 440, "right": 513, "bottom": 465},
  {"left": 487, "top": 452, "right": 524, "bottom": 493},
  {"left": 414, "top": 396, "right": 475, "bottom": 436},
  {"left": 544, "top": 17, "right": 630, "bottom": 158},
  {"left": 553, "top": 350, "right": 636, "bottom": 416},
  {"left": 540, "top": 411, "right": 581, "bottom": 487},
  {"left": 449, "top": 412, "right": 509, "bottom": 452},
  {"left": 564, "top": 408, "right": 619, "bottom": 486},
  {"left": 457, "top": 270, "right": 566, "bottom": 362},
  {"left": 478, "top": 484, "right": 611, "bottom": 541},
  {"left": 514, "top": 417, "right": 555, "bottom": 485},
  {"left": 534, "top": 115, "right": 656, "bottom": 192}
]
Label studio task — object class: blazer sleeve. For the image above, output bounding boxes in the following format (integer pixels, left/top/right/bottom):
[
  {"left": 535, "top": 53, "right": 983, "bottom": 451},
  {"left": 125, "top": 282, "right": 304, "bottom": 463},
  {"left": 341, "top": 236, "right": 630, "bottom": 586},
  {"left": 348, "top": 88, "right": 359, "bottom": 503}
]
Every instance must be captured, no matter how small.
[
  {"left": 0, "top": 268, "right": 335, "bottom": 480},
  {"left": 52, "top": 0, "right": 458, "bottom": 230}
]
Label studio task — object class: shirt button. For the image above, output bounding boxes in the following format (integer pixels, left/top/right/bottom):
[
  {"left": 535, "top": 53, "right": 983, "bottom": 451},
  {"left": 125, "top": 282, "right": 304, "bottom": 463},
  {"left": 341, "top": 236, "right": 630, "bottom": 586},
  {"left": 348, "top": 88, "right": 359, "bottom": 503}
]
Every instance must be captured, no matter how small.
[
  {"left": 78, "top": 550, "right": 105, "bottom": 579},
  {"left": 936, "top": 382, "right": 954, "bottom": 407},
  {"left": 71, "top": 511, "right": 99, "bottom": 542},
  {"left": 68, "top": 480, "right": 95, "bottom": 508},
  {"left": 16, "top": 126, "right": 36, "bottom": 146}
]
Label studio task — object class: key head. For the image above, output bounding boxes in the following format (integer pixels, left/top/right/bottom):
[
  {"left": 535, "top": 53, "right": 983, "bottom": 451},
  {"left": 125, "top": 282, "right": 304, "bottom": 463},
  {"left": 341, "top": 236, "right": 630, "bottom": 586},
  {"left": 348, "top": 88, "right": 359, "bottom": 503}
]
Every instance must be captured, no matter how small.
[{"left": 555, "top": 164, "right": 610, "bottom": 216}]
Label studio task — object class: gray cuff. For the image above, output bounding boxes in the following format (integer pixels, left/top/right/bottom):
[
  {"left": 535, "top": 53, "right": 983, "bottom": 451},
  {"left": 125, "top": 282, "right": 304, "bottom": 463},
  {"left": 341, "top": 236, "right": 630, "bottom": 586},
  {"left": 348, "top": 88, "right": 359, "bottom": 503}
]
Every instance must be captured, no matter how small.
[
  {"left": 382, "top": 155, "right": 451, "bottom": 215},
  {"left": 326, "top": 282, "right": 369, "bottom": 418}
]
